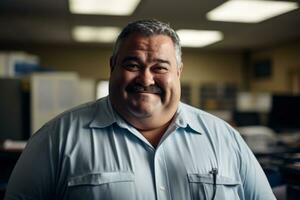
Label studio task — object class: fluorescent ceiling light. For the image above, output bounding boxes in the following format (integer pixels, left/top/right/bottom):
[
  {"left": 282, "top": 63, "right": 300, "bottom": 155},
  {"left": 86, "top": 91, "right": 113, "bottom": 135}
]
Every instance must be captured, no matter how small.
[
  {"left": 72, "top": 26, "right": 120, "bottom": 43},
  {"left": 69, "top": 0, "right": 141, "bottom": 15},
  {"left": 207, "top": 0, "right": 299, "bottom": 23},
  {"left": 176, "top": 30, "right": 223, "bottom": 47}
]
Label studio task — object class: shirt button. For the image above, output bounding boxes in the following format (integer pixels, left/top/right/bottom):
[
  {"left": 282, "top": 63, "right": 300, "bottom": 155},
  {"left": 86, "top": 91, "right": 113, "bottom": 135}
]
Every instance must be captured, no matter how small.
[{"left": 159, "top": 186, "right": 166, "bottom": 191}]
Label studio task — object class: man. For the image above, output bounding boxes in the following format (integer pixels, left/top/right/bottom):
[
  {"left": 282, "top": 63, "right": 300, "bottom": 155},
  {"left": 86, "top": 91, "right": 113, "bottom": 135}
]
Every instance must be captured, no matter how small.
[{"left": 5, "top": 19, "right": 275, "bottom": 200}]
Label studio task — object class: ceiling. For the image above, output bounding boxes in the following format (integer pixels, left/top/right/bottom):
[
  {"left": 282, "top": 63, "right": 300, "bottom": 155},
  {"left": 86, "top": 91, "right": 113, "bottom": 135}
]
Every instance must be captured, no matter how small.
[{"left": 0, "top": 0, "right": 300, "bottom": 51}]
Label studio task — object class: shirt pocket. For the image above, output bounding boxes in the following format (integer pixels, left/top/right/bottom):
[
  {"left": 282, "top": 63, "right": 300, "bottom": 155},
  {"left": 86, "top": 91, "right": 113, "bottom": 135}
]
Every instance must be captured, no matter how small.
[
  {"left": 67, "top": 172, "right": 135, "bottom": 200},
  {"left": 188, "top": 173, "right": 241, "bottom": 200}
]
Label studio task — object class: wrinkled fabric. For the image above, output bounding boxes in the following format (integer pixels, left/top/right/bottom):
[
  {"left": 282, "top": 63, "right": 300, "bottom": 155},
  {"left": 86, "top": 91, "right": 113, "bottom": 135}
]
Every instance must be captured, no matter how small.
[{"left": 5, "top": 97, "right": 275, "bottom": 200}]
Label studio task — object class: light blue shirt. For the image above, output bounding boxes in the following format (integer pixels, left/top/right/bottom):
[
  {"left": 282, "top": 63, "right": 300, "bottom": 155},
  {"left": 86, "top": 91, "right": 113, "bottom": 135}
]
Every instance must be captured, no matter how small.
[{"left": 5, "top": 97, "right": 275, "bottom": 200}]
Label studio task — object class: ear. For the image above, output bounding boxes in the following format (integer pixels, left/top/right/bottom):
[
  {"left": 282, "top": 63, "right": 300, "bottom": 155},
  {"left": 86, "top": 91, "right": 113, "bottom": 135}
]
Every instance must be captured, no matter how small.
[
  {"left": 177, "top": 62, "right": 183, "bottom": 78},
  {"left": 109, "top": 56, "right": 115, "bottom": 73}
]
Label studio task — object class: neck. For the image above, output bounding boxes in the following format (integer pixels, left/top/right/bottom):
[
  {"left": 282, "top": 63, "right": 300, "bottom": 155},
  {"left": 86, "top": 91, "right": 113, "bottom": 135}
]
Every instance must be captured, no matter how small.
[{"left": 138, "top": 122, "right": 171, "bottom": 148}]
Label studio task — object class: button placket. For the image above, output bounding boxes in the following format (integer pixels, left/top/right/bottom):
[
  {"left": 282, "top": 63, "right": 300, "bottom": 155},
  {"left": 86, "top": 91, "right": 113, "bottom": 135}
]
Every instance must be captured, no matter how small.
[{"left": 154, "top": 146, "right": 171, "bottom": 200}]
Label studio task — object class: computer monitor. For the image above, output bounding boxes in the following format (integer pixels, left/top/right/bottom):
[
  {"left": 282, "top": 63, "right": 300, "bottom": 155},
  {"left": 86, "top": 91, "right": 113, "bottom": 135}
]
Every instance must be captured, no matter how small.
[
  {"left": 268, "top": 95, "right": 300, "bottom": 132},
  {"left": 233, "top": 111, "right": 261, "bottom": 126}
]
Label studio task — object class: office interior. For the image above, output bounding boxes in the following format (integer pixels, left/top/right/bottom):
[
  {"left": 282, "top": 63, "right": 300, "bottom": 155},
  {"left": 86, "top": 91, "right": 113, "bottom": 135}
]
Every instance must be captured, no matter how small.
[{"left": 0, "top": 0, "right": 300, "bottom": 199}]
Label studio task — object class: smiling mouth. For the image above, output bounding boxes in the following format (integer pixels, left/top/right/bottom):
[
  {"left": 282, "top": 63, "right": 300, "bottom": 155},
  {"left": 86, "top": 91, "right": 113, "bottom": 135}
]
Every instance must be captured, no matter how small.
[{"left": 126, "top": 84, "right": 163, "bottom": 95}]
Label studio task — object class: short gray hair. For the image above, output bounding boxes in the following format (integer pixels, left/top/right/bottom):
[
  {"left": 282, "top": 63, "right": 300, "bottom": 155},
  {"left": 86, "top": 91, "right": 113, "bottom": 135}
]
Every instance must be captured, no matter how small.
[{"left": 112, "top": 19, "right": 182, "bottom": 67}]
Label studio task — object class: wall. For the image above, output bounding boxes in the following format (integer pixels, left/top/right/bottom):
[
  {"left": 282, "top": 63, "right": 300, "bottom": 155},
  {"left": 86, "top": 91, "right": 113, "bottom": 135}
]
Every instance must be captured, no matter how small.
[
  {"left": 23, "top": 45, "right": 243, "bottom": 107},
  {"left": 250, "top": 41, "right": 300, "bottom": 93},
  {"left": 181, "top": 50, "right": 243, "bottom": 106},
  {"left": 2, "top": 40, "right": 300, "bottom": 108},
  {"left": 27, "top": 45, "right": 112, "bottom": 80}
]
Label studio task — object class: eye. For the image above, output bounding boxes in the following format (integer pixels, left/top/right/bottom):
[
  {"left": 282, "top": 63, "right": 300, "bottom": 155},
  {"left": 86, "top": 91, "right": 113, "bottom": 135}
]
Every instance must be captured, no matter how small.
[
  {"left": 123, "top": 63, "right": 140, "bottom": 71},
  {"left": 153, "top": 66, "right": 168, "bottom": 74}
]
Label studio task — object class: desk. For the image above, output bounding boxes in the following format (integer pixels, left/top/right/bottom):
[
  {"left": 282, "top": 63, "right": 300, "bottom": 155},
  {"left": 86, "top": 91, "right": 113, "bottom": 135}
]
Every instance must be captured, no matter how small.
[
  {"left": 0, "top": 149, "right": 22, "bottom": 199},
  {"left": 280, "top": 163, "right": 300, "bottom": 200},
  {"left": 253, "top": 143, "right": 300, "bottom": 199}
]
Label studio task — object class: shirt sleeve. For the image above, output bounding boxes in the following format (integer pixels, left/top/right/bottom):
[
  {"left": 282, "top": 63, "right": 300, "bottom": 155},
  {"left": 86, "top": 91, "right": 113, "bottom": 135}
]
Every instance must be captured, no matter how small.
[
  {"left": 4, "top": 121, "right": 62, "bottom": 200},
  {"left": 232, "top": 128, "right": 276, "bottom": 200}
]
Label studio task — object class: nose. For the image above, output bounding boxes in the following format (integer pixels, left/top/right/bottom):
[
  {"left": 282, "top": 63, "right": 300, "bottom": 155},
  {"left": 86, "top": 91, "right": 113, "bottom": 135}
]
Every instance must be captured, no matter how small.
[{"left": 136, "top": 69, "right": 155, "bottom": 86}]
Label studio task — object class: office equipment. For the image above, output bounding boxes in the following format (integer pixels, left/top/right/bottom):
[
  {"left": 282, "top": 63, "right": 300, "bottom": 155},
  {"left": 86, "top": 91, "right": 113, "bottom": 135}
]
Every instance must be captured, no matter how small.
[
  {"left": 0, "top": 52, "right": 40, "bottom": 77},
  {"left": 253, "top": 59, "right": 272, "bottom": 79},
  {"left": 237, "top": 126, "right": 277, "bottom": 153},
  {"left": 0, "top": 72, "right": 81, "bottom": 140},
  {"left": 0, "top": 78, "right": 30, "bottom": 140},
  {"left": 269, "top": 95, "right": 300, "bottom": 132},
  {"left": 280, "top": 162, "right": 300, "bottom": 200},
  {"left": 233, "top": 111, "right": 261, "bottom": 126},
  {"left": 200, "top": 83, "right": 237, "bottom": 110},
  {"left": 236, "top": 92, "right": 271, "bottom": 113},
  {"left": 0, "top": 149, "right": 22, "bottom": 199},
  {"left": 1, "top": 140, "right": 27, "bottom": 151},
  {"left": 30, "top": 72, "right": 80, "bottom": 132},
  {"left": 180, "top": 83, "right": 192, "bottom": 105},
  {"left": 78, "top": 78, "right": 96, "bottom": 104}
]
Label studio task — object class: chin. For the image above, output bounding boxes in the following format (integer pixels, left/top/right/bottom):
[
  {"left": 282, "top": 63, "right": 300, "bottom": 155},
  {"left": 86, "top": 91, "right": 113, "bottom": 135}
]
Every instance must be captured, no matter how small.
[{"left": 129, "top": 106, "right": 154, "bottom": 118}]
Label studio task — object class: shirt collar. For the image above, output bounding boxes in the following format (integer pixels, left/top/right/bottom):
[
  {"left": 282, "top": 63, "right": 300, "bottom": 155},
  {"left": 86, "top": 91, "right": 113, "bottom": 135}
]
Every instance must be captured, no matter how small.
[
  {"left": 89, "top": 97, "right": 204, "bottom": 135},
  {"left": 89, "top": 96, "right": 118, "bottom": 128},
  {"left": 174, "top": 102, "right": 205, "bottom": 134}
]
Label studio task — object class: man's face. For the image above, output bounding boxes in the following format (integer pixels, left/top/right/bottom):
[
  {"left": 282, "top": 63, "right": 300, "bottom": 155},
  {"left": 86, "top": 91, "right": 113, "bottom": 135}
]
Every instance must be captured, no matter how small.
[{"left": 109, "top": 33, "right": 182, "bottom": 129}]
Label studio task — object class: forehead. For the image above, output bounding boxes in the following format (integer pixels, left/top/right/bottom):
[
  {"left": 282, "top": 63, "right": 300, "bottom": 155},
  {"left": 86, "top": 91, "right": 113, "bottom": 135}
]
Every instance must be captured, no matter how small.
[{"left": 117, "top": 33, "right": 177, "bottom": 59}]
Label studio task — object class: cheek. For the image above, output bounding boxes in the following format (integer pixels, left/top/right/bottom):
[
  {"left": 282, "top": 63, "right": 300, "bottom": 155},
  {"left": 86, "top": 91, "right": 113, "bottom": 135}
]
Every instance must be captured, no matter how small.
[
  {"left": 122, "top": 73, "right": 137, "bottom": 89},
  {"left": 160, "top": 75, "right": 180, "bottom": 91},
  {"left": 111, "top": 70, "right": 134, "bottom": 88}
]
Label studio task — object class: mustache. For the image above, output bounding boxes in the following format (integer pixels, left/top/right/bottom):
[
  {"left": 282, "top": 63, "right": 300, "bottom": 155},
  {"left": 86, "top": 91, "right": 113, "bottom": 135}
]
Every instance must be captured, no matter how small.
[{"left": 126, "top": 84, "right": 163, "bottom": 94}]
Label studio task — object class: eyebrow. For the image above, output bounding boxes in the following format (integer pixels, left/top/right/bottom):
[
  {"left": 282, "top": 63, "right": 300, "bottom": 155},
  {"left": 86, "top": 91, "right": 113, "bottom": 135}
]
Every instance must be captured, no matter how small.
[
  {"left": 121, "top": 56, "right": 140, "bottom": 64},
  {"left": 154, "top": 58, "right": 171, "bottom": 66},
  {"left": 121, "top": 56, "right": 171, "bottom": 66}
]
